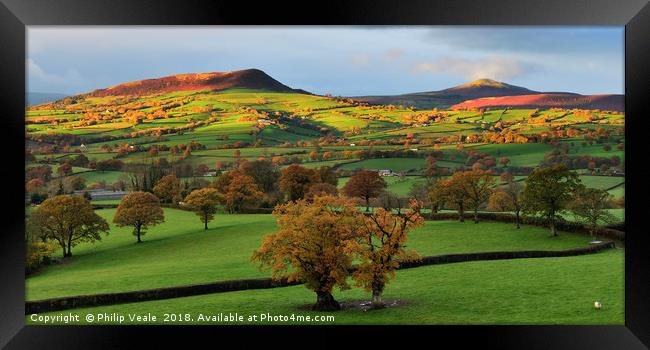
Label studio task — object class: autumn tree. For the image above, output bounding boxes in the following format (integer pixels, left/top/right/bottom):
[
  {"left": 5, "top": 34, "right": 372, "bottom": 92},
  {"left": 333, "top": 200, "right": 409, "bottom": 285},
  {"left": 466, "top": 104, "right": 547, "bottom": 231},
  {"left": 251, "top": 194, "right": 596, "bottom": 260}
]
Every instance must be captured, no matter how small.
[
  {"left": 29, "top": 195, "right": 109, "bottom": 257},
  {"left": 240, "top": 159, "right": 280, "bottom": 194},
  {"left": 194, "top": 164, "right": 210, "bottom": 176},
  {"left": 569, "top": 187, "right": 618, "bottom": 240},
  {"left": 427, "top": 179, "right": 447, "bottom": 214},
  {"left": 304, "top": 182, "right": 338, "bottom": 201},
  {"left": 317, "top": 166, "right": 338, "bottom": 186},
  {"left": 342, "top": 170, "right": 387, "bottom": 211},
  {"left": 488, "top": 179, "right": 524, "bottom": 228},
  {"left": 279, "top": 164, "right": 320, "bottom": 201},
  {"left": 459, "top": 170, "right": 496, "bottom": 223},
  {"left": 424, "top": 154, "right": 445, "bottom": 179},
  {"left": 182, "top": 145, "right": 192, "bottom": 159},
  {"left": 184, "top": 188, "right": 220, "bottom": 229},
  {"left": 25, "top": 217, "right": 58, "bottom": 273},
  {"left": 113, "top": 191, "right": 165, "bottom": 243},
  {"left": 220, "top": 173, "right": 262, "bottom": 213},
  {"left": 407, "top": 182, "right": 431, "bottom": 209},
  {"left": 522, "top": 164, "right": 581, "bottom": 236},
  {"left": 354, "top": 200, "right": 424, "bottom": 307},
  {"left": 57, "top": 163, "right": 73, "bottom": 177},
  {"left": 500, "top": 171, "right": 514, "bottom": 183},
  {"left": 153, "top": 174, "right": 181, "bottom": 204},
  {"left": 251, "top": 195, "right": 362, "bottom": 311}
]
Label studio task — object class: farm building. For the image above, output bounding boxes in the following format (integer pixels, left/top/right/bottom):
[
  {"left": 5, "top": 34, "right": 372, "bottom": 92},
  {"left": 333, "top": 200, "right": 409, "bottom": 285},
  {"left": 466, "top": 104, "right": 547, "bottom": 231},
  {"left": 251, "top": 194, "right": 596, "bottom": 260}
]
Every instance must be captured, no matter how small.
[{"left": 73, "top": 189, "right": 128, "bottom": 201}]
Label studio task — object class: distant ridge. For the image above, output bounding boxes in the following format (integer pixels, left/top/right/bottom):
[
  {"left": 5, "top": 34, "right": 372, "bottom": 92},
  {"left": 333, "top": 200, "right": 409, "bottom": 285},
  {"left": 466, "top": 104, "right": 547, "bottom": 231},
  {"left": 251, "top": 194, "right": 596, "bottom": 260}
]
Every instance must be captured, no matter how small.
[
  {"left": 450, "top": 93, "right": 624, "bottom": 112},
  {"left": 353, "top": 79, "right": 540, "bottom": 109},
  {"left": 86, "top": 69, "right": 309, "bottom": 97},
  {"left": 352, "top": 78, "right": 622, "bottom": 111}
]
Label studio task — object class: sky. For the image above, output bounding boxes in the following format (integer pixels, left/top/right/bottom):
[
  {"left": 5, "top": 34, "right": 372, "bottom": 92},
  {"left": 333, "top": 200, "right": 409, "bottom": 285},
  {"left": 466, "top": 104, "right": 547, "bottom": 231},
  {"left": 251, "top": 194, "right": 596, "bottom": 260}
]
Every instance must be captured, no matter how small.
[{"left": 27, "top": 26, "right": 624, "bottom": 96}]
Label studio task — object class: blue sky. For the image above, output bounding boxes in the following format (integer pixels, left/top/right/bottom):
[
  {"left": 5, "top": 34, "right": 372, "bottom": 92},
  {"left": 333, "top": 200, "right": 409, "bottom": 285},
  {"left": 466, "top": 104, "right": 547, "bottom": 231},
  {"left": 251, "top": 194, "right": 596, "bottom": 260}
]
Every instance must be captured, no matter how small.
[{"left": 27, "top": 26, "right": 624, "bottom": 96}]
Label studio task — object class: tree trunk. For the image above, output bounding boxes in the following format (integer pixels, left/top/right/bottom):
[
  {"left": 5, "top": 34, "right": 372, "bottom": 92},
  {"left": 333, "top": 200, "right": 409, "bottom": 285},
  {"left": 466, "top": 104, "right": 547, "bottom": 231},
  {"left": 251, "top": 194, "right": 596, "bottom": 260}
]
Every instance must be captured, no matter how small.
[
  {"left": 371, "top": 284, "right": 385, "bottom": 308},
  {"left": 458, "top": 203, "right": 464, "bottom": 222},
  {"left": 66, "top": 233, "right": 73, "bottom": 257},
  {"left": 473, "top": 207, "right": 479, "bottom": 223},
  {"left": 549, "top": 214, "right": 557, "bottom": 237},
  {"left": 365, "top": 197, "right": 370, "bottom": 212},
  {"left": 515, "top": 210, "right": 521, "bottom": 229},
  {"left": 313, "top": 291, "right": 341, "bottom": 311},
  {"left": 136, "top": 224, "right": 142, "bottom": 243},
  {"left": 204, "top": 214, "right": 208, "bottom": 230}
]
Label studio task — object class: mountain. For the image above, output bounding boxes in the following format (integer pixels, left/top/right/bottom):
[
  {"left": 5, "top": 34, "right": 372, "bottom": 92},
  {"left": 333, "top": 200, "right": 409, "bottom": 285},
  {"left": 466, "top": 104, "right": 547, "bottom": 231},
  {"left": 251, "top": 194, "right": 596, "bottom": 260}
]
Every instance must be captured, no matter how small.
[
  {"left": 27, "top": 92, "right": 69, "bottom": 106},
  {"left": 86, "top": 69, "right": 309, "bottom": 97},
  {"left": 353, "top": 79, "right": 541, "bottom": 109},
  {"left": 450, "top": 93, "right": 624, "bottom": 112}
]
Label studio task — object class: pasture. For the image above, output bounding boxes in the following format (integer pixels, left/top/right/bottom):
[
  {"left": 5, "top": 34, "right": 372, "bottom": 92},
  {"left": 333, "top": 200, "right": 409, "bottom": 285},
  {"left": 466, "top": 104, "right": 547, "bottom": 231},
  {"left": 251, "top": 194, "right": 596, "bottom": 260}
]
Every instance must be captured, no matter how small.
[{"left": 26, "top": 207, "right": 623, "bottom": 324}]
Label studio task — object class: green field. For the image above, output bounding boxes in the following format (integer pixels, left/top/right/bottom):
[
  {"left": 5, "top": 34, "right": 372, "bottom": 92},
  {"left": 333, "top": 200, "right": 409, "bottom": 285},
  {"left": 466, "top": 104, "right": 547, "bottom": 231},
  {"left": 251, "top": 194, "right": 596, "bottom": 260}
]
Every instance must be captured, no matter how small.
[
  {"left": 27, "top": 209, "right": 616, "bottom": 304},
  {"left": 339, "top": 158, "right": 427, "bottom": 172},
  {"left": 27, "top": 210, "right": 624, "bottom": 324}
]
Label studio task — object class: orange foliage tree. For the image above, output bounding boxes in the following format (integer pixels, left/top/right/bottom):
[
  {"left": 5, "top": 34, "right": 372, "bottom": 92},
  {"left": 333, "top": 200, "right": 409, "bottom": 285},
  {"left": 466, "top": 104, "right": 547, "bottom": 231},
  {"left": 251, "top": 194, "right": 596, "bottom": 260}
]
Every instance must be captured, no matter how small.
[
  {"left": 458, "top": 170, "right": 496, "bottom": 223},
  {"left": 153, "top": 174, "right": 181, "bottom": 204},
  {"left": 29, "top": 195, "right": 109, "bottom": 257},
  {"left": 342, "top": 170, "right": 387, "bottom": 211},
  {"left": 353, "top": 200, "right": 424, "bottom": 308},
  {"left": 113, "top": 191, "right": 165, "bottom": 243},
  {"left": 221, "top": 174, "right": 262, "bottom": 213},
  {"left": 184, "top": 188, "right": 220, "bottom": 229},
  {"left": 251, "top": 195, "right": 362, "bottom": 311},
  {"left": 278, "top": 164, "right": 321, "bottom": 201}
]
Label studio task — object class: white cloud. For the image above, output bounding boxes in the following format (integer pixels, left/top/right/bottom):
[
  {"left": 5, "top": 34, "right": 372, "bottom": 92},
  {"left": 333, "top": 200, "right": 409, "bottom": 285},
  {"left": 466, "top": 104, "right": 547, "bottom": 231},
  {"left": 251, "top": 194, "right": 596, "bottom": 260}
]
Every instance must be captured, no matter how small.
[
  {"left": 27, "top": 59, "right": 85, "bottom": 90},
  {"left": 412, "top": 56, "right": 539, "bottom": 81}
]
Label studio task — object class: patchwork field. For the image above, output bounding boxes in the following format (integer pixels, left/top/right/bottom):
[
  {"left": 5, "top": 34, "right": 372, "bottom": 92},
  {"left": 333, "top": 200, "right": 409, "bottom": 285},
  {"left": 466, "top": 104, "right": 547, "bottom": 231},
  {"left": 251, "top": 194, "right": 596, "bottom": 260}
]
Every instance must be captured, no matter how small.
[{"left": 25, "top": 73, "right": 625, "bottom": 326}]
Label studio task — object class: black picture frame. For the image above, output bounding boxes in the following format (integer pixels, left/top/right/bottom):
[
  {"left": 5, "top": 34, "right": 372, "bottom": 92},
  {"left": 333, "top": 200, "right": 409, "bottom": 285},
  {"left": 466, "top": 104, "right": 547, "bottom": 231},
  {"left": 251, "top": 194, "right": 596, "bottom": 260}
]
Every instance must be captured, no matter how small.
[{"left": 1, "top": 0, "right": 648, "bottom": 348}]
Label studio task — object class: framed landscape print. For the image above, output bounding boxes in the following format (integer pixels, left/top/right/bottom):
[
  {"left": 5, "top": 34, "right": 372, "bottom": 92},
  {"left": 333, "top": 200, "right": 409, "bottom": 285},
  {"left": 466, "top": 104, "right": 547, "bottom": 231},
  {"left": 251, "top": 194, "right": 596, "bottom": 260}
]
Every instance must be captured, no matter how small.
[{"left": 1, "top": 0, "right": 648, "bottom": 348}]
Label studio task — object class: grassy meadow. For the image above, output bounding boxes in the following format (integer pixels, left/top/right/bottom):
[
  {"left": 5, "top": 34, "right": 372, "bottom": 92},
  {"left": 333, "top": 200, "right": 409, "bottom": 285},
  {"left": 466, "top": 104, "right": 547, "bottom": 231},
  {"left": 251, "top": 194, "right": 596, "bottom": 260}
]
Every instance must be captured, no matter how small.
[{"left": 26, "top": 208, "right": 623, "bottom": 325}]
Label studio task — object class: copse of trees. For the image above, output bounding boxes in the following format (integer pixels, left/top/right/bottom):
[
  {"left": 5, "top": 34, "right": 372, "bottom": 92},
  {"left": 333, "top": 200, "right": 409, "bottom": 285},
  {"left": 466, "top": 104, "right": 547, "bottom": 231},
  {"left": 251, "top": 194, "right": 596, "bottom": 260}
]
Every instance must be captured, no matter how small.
[
  {"left": 240, "top": 159, "right": 281, "bottom": 195},
  {"left": 342, "top": 170, "right": 387, "bottom": 212},
  {"left": 113, "top": 191, "right": 165, "bottom": 243},
  {"left": 220, "top": 173, "right": 262, "bottom": 214},
  {"left": 521, "top": 164, "right": 582, "bottom": 237},
  {"left": 29, "top": 195, "right": 109, "bottom": 257},
  {"left": 427, "top": 169, "right": 496, "bottom": 223},
  {"left": 279, "top": 164, "right": 321, "bottom": 201},
  {"left": 278, "top": 164, "right": 337, "bottom": 202}
]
